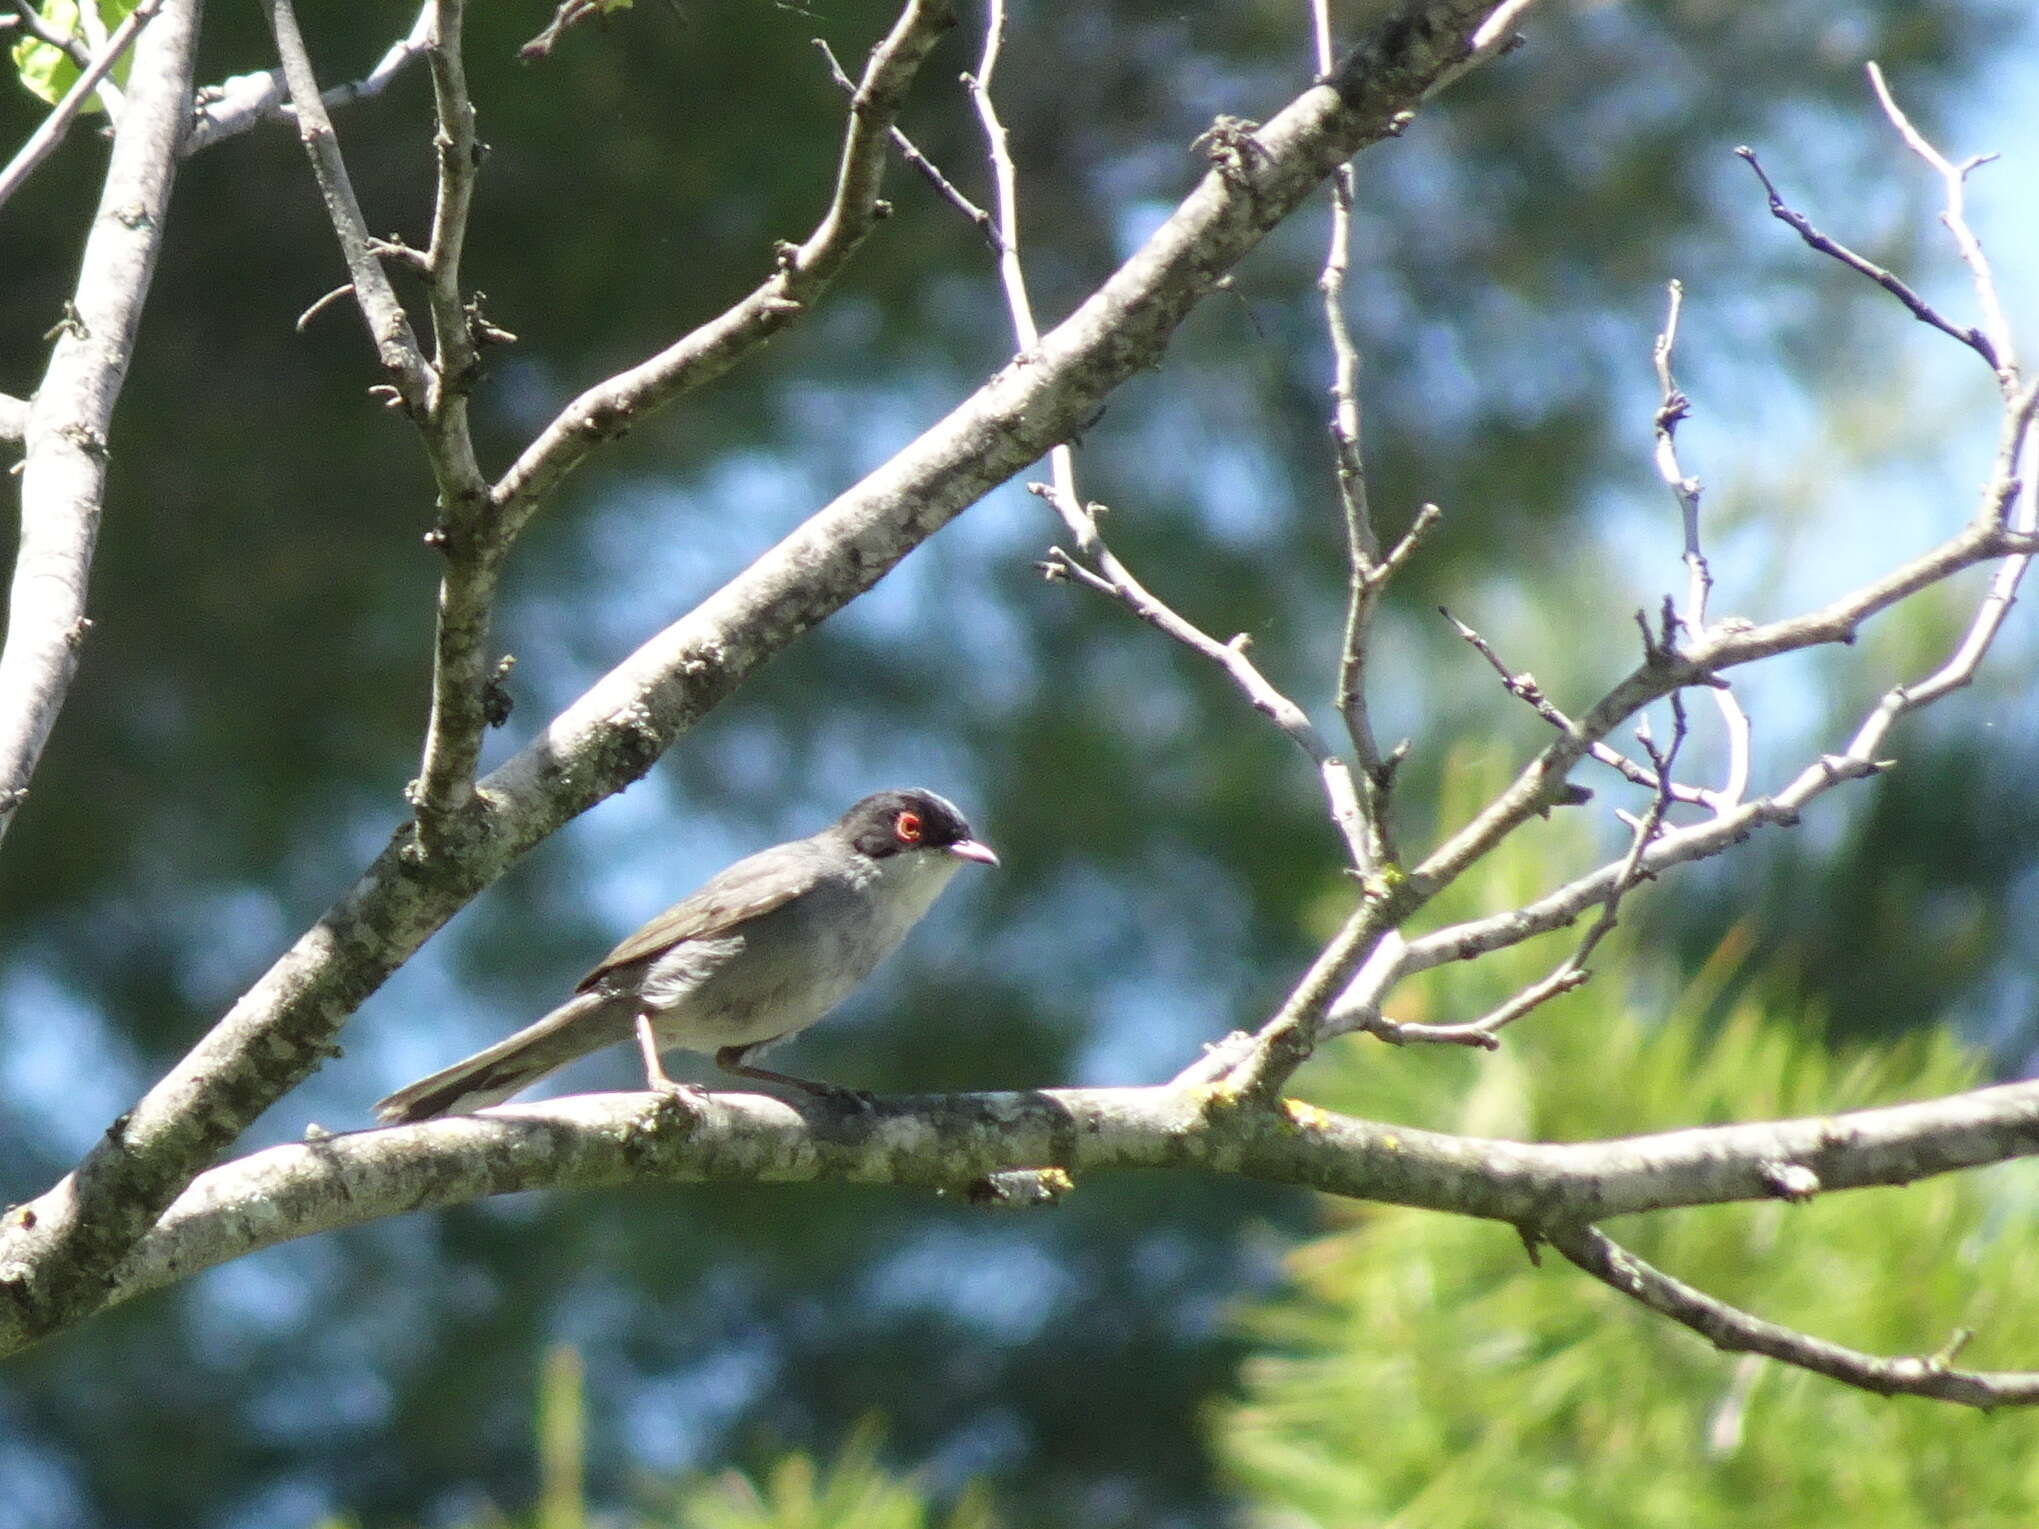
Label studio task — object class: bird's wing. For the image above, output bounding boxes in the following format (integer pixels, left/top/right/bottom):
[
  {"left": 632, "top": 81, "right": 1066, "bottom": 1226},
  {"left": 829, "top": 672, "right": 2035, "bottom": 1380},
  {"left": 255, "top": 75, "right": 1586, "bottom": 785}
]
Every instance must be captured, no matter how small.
[{"left": 574, "top": 838, "right": 825, "bottom": 991}]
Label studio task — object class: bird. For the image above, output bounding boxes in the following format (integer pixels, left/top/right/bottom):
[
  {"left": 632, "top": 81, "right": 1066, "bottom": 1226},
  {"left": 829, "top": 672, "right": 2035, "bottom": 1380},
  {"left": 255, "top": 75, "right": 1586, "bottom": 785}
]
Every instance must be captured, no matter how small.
[{"left": 376, "top": 788, "right": 997, "bottom": 1123}]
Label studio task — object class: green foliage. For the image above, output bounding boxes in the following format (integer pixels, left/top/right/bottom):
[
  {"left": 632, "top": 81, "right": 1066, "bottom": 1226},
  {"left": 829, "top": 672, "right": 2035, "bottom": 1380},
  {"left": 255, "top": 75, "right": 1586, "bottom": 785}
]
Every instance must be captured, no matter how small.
[
  {"left": 538, "top": 1345, "right": 587, "bottom": 1529},
  {"left": 421, "top": 1351, "right": 998, "bottom": 1529},
  {"left": 9, "top": 0, "right": 136, "bottom": 109},
  {"left": 1218, "top": 751, "right": 2039, "bottom": 1528},
  {"left": 660, "top": 1420, "right": 997, "bottom": 1529}
]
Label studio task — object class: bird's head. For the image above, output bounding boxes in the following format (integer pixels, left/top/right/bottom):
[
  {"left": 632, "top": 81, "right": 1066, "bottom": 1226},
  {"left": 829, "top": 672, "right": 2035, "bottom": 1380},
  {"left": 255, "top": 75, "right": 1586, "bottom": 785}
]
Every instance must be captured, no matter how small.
[{"left": 839, "top": 788, "right": 998, "bottom": 868}]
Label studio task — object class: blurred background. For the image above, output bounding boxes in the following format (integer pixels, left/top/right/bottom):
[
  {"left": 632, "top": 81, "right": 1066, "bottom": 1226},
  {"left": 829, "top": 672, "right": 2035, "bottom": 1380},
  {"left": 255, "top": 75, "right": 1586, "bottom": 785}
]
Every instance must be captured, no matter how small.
[{"left": 2, "top": 1, "right": 2037, "bottom": 1525}]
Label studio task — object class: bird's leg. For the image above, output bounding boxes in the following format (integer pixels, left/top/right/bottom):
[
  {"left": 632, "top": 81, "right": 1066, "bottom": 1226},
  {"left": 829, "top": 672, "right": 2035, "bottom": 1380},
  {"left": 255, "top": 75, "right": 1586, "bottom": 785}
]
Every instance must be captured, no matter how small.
[
  {"left": 715, "top": 1044, "right": 875, "bottom": 1110},
  {"left": 636, "top": 1015, "right": 707, "bottom": 1109}
]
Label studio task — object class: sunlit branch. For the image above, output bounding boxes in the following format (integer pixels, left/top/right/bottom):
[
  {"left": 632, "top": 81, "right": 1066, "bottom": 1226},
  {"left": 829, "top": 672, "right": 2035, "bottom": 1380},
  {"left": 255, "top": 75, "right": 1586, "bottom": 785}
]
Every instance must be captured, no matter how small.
[
  {"left": 814, "top": 35, "right": 996, "bottom": 245},
  {"left": 1866, "top": 62, "right": 2016, "bottom": 378},
  {"left": 183, "top": 3, "right": 432, "bottom": 157},
  {"left": 1649, "top": 280, "right": 1751, "bottom": 808},
  {"left": 94, "top": 1070, "right": 2039, "bottom": 1390},
  {"left": 0, "top": 0, "right": 198, "bottom": 853},
  {"left": 1309, "top": 0, "right": 1403, "bottom": 849}
]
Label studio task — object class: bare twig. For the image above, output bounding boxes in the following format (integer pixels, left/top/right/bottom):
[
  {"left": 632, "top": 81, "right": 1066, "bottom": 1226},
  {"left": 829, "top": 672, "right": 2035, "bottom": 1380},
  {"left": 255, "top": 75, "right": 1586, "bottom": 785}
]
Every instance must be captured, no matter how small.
[
  {"left": 1373, "top": 501, "right": 1442, "bottom": 588},
  {"left": 1380, "top": 697, "right": 1687, "bottom": 1049},
  {"left": 1866, "top": 62, "right": 2016, "bottom": 377},
  {"left": 1036, "top": 489, "right": 1374, "bottom": 870},
  {"left": 1652, "top": 283, "right": 1708, "bottom": 629},
  {"left": 1439, "top": 605, "right": 1707, "bottom": 804},
  {"left": 518, "top": 0, "right": 606, "bottom": 61},
  {"left": 489, "top": 0, "right": 957, "bottom": 535},
  {"left": 1310, "top": 0, "right": 1404, "bottom": 859},
  {"left": 264, "top": 0, "right": 497, "bottom": 854},
  {"left": 1329, "top": 381, "right": 2036, "bottom": 1031},
  {"left": 1548, "top": 1223, "right": 2039, "bottom": 1409},
  {"left": 0, "top": 0, "right": 162, "bottom": 213},
  {"left": 1244, "top": 357, "right": 2036, "bottom": 1093},
  {"left": 991, "top": 0, "right": 1381, "bottom": 871},
  {"left": 1650, "top": 281, "right": 1751, "bottom": 808},
  {"left": 8, "top": 0, "right": 93, "bottom": 69},
  {"left": 814, "top": 36, "right": 996, "bottom": 248},
  {"left": 184, "top": 3, "right": 433, "bottom": 157},
  {"left": 293, "top": 283, "right": 354, "bottom": 332},
  {"left": 0, "top": 0, "right": 197, "bottom": 851},
  {"left": 266, "top": 0, "right": 433, "bottom": 411},
  {"left": 1736, "top": 145, "right": 1998, "bottom": 372},
  {"left": 422, "top": 0, "right": 482, "bottom": 398},
  {"left": 967, "top": 0, "right": 1078, "bottom": 512}
]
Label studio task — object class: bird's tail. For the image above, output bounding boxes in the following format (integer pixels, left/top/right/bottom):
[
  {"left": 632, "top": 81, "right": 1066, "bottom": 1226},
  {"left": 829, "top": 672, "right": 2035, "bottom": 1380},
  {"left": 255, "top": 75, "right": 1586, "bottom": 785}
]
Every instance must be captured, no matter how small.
[{"left": 375, "top": 989, "right": 635, "bottom": 1124}]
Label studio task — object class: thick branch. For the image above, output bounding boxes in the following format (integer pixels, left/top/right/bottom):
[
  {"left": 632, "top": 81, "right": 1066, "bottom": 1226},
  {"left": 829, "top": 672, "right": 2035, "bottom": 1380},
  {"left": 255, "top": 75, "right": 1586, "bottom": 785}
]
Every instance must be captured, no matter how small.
[
  {"left": 0, "top": 0, "right": 200, "bottom": 850},
  {"left": 95, "top": 1073, "right": 2039, "bottom": 1350},
  {"left": 0, "top": 0, "right": 1536, "bottom": 1359}
]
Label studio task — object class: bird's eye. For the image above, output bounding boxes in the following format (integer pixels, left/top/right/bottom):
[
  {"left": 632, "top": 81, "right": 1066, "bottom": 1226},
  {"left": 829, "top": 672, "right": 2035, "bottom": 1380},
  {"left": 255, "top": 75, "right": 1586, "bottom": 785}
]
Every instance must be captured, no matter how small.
[{"left": 894, "top": 810, "right": 924, "bottom": 844}]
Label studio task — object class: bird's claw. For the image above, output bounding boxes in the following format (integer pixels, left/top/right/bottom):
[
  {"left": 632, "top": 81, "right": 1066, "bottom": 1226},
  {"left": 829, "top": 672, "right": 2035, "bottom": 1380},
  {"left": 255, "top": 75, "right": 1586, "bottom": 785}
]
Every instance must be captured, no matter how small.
[
  {"left": 807, "top": 1083, "right": 877, "bottom": 1113},
  {"left": 648, "top": 1079, "right": 709, "bottom": 1117}
]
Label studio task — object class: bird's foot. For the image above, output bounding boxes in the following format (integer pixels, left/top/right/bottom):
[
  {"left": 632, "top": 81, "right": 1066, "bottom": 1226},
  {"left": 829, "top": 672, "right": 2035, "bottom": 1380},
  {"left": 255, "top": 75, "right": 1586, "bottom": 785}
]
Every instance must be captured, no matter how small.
[
  {"left": 647, "top": 1078, "right": 710, "bottom": 1119},
  {"left": 799, "top": 1081, "right": 877, "bottom": 1113}
]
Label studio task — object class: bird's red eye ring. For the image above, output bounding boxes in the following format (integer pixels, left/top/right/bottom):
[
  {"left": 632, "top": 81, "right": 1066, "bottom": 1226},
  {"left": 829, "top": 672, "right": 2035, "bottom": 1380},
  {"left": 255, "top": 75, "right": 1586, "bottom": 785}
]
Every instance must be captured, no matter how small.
[{"left": 894, "top": 810, "right": 924, "bottom": 844}]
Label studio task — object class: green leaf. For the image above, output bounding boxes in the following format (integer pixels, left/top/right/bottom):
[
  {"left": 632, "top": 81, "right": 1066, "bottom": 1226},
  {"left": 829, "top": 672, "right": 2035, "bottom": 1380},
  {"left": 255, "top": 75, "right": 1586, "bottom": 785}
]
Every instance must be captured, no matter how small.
[{"left": 10, "top": 0, "right": 139, "bottom": 112}]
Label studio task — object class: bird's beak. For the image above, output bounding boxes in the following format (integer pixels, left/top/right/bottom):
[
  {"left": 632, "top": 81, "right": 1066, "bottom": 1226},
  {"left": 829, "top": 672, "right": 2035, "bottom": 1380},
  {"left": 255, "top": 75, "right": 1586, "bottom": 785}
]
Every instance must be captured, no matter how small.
[{"left": 947, "top": 839, "right": 999, "bottom": 867}]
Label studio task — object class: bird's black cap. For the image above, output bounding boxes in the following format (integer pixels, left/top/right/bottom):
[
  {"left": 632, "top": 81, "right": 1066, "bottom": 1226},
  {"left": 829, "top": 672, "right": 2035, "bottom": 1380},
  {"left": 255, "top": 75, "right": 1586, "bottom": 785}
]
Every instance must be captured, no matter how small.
[{"left": 839, "top": 788, "right": 997, "bottom": 864}]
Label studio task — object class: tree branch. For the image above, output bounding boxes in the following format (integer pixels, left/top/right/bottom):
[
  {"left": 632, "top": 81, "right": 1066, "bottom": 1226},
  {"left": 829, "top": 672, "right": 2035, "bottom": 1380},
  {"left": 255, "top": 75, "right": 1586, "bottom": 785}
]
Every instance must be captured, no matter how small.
[
  {"left": 266, "top": 0, "right": 433, "bottom": 413},
  {"left": 1865, "top": 61, "right": 2016, "bottom": 378},
  {"left": 1237, "top": 367, "right": 2035, "bottom": 1090},
  {"left": 1737, "top": 141, "right": 2000, "bottom": 374},
  {"left": 0, "top": 0, "right": 163, "bottom": 212},
  {"left": 8, "top": 0, "right": 94, "bottom": 71},
  {"left": 1310, "top": 0, "right": 1407, "bottom": 861},
  {"left": 1036, "top": 488, "right": 1376, "bottom": 874},
  {"left": 182, "top": 3, "right": 433, "bottom": 157},
  {"left": 813, "top": 35, "right": 995, "bottom": 247},
  {"left": 1548, "top": 1222, "right": 2039, "bottom": 1409},
  {"left": 488, "top": 0, "right": 960, "bottom": 534},
  {"left": 0, "top": 0, "right": 1540, "bottom": 1359},
  {"left": 87, "top": 1070, "right": 2039, "bottom": 1380},
  {"left": 403, "top": 0, "right": 500, "bottom": 852},
  {"left": 0, "top": 0, "right": 200, "bottom": 851}
]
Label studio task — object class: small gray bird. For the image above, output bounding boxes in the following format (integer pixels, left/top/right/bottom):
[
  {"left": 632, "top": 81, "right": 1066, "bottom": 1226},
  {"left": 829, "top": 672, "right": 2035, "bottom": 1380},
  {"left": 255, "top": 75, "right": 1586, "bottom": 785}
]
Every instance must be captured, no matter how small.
[{"left": 376, "top": 788, "right": 996, "bottom": 1123}]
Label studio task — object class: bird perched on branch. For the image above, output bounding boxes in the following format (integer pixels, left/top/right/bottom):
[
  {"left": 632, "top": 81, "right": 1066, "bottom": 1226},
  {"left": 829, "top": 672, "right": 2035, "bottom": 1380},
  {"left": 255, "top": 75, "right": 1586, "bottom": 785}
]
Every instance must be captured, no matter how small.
[{"left": 376, "top": 788, "right": 997, "bottom": 1123}]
